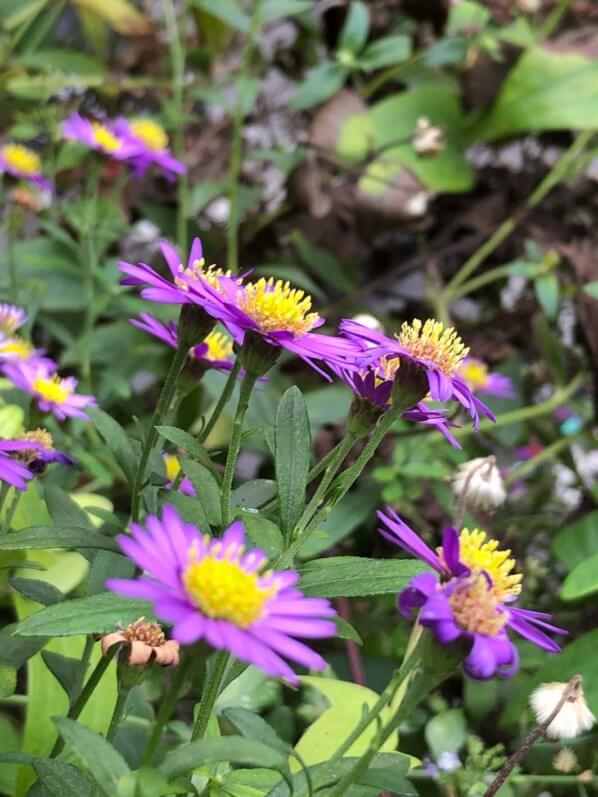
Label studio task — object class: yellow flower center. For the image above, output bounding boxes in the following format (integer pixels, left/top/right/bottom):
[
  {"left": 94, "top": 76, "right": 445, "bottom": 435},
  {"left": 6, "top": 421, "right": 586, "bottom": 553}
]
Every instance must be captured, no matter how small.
[
  {"left": 0, "top": 338, "right": 34, "bottom": 360},
  {"left": 239, "top": 278, "right": 320, "bottom": 337},
  {"left": 92, "top": 122, "right": 121, "bottom": 153},
  {"left": 32, "top": 374, "right": 72, "bottom": 405},
  {"left": 20, "top": 428, "right": 53, "bottom": 450},
  {"left": 163, "top": 453, "right": 181, "bottom": 482},
  {"left": 175, "top": 257, "right": 231, "bottom": 292},
  {"left": 1, "top": 144, "right": 41, "bottom": 176},
  {"left": 129, "top": 119, "right": 168, "bottom": 152},
  {"left": 439, "top": 528, "right": 522, "bottom": 600},
  {"left": 203, "top": 330, "right": 233, "bottom": 362},
  {"left": 396, "top": 318, "right": 469, "bottom": 376},
  {"left": 183, "top": 541, "right": 277, "bottom": 628},
  {"left": 449, "top": 573, "right": 507, "bottom": 635},
  {"left": 459, "top": 358, "right": 489, "bottom": 391}
]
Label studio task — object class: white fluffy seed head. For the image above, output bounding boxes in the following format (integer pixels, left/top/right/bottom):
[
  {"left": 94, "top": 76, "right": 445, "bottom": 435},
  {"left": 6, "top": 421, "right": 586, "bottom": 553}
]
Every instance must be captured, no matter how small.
[
  {"left": 452, "top": 456, "right": 506, "bottom": 511},
  {"left": 530, "top": 681, "right": 596, "bottom": 740},
  {"left": 552, "top": 747, "right": 578, "bottom": 773}
]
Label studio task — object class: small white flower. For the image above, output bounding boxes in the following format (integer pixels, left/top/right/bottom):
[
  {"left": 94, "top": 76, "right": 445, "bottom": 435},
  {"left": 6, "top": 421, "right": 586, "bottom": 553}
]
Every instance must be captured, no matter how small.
[
  {"left": 530, "top": 681, "right": 596, "bottom": 740},
  {"left": 452, "top": 456, "right": 506, "bottom": 511},
  {"left": 437, "top": 751, "right": 461, "bottom": 772},
  {"left": 553, "top": 747, "right": 578, "bottom": 773},
  {"left": 412, "top": 117, "right": 445, "bottom": 157}
]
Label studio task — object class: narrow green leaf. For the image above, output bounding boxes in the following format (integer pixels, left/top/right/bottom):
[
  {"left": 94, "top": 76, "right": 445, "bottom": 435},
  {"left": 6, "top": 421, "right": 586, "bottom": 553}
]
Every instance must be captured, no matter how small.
[
  {"left": 359, "top": 35, "right": 411, "bottom": 70},
  {"left": 232, "top": 479, "right": 277, "bottom": 510},
  {"left": 33, "top": 759, "right": 93, "bottom": 797},
  {"left": 0, "top": 527, "right": 119, "bottom": 552},
  {"left": 0, "top": 623, "right": 48, "bottom": 667},
  {"left": 191, "top": 0, "right": 250, "bottom": 31},
  {"left": 290, "top": 62, "right": 345, "bottom": 111},
  {"left": 89, "top": 408, "right": 136, "bottom": 484},
  {"left": 180, "top": 459, "right": 222, "bottom": 526},
  {"left": 155, "top": 426, "right": 217, "bottom": 475},
  {"left": 9, "top": 577, "right": 65, "bottom": 606},
  {"left": 262, "top": 0, "right": 310, "bottom": 23},
  {"left": 275, "top": 387, "right": 311, "bottom": 537},
  {"left": 299, "top": 556, "right": 427, "bottom": 598},
  {"left": 53, "top": 717, "right": 129, "bottom": 797},
  {"left": 13, "top": 594, "right": 153, "bottom": 637},
  {"left": 42, "top": 652, "right": 81, "bottom": 701},
  {"left": 535, "top": 273, "right": 560, "bottom": 319},
  {"left": 223, "top": 708, "right": 289, "bottom": 753},
  {"left": 552, "top": 510, "right": 598, "bottom": 570},
  {"left": 582, "top": 281, "right": 598, "bottom": 299},
  {"left": 45, "top": 485, "right": 93, "bottom": 529},
  {"left": 561, "top": 552, "right": 598, "bottom": 601},
  {"left": 0, "top": 662, "right": 16, "bottom": 698},
  {"left": 238, "top": 512, "right": 284, "bottom": 559},
  {"left": 338, "top": 1, "right": 369, "bottom": 54},
  {"left": 159, "top": 736, "right": 289, "bottom": 780}
]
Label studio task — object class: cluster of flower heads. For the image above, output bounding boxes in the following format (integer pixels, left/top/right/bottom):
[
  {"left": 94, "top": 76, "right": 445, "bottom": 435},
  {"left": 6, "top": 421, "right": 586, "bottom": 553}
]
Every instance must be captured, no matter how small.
[
  {"left": 378, "top": 509, "right": 566, "bottom": 680},
  {"left": 0, "top": 303, "right": 96, "bottom": 422},
  {"left": 120, "top": 237, "right": 515, "bottom": 448},
  {"left": 63, "top": 113, "right": 185, "bottom": 181}
]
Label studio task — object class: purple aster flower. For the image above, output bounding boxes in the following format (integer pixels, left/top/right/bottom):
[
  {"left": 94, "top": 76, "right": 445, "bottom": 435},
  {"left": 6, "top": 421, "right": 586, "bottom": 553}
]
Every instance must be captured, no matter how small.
[
  {"left": 379, "top": 508, "right": 566, "bottom": 680},
  {"left": 162, "top": 453, "right": 195, "bottom": 497},
  {"left": 119, "top": 237, "right": 234, "bottom": 306},
  {"left": 131, "top": 312, "right": 235, "bottom": 373},
  {"left": 0, "top": 440, "right": 38, "bottom": 490},
  {"left": 458, "top": 357, "right": 515, "bottom": 399},
  {"left": 112, "top": 118, "right": 186, "bottom": 180},
  {"left": 1, "top": 429, "right": 72, "bottom": 479},
  {"left": 107, "top": 506, "right": 337, "bottom": 684},
  {"left": 62, "top": 113, "right": 138, "bottom": 160},
  {"left": 2, "top": 361, "right": 96, "bottom": 421},
  {"left": 340, "top": 319, "right": 494, "bottom": 429},
  {"left": 0, "top": 304, "right": 27, "bottom": 335},
  {"left": 0, "top": 334, "right": 55, "bottom": 369},
  {"left": 0, "top": 143, "right": 53, "bottom": 191}
]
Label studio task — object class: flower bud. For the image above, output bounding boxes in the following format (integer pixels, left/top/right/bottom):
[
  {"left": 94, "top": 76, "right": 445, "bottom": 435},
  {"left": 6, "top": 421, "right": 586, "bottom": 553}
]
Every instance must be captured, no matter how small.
[
  {"left": 347, "top": 396, "right": 384, "bottom": 438},
  {"left": 452, "top": 456, "right": 506, "bottom": 511},
  {"left": 390, "top": 360, "right": 429, "bottom": 412},
  {"left": 237, "top": 330, "right": 280, "bottom": 377},
  {"left": 530, "top": 679, "right": 595, "bottom": 740},
  {"left": 177, "top": 304, "right": 215, "bottom": 350}
]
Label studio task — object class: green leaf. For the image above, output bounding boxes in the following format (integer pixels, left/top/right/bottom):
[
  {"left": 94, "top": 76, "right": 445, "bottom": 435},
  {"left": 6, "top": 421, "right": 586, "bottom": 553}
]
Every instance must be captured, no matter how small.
[
  {"left": 224, "top": 708, "right": 289, "bottom": 753},
  {"left": 156, "top": 425, "right": 217, "bottom": 475},
  {"left": 33, "top": 759, "right": 93, "bottom": 796},
  {"left": 116, "top": 768, "right": 175, "bottom": 797},
  {"left": 9, "top": 577, "right": 65, "bottom": 606},
  {"left": 299, "top": 556, "right": 427, "bottom": 598},
  {"left": 290, "top": 63, "right": 346, "bottom": 111},
  {"left": 359, "top": 35, "right": 411, "bottom": 70},
  {"left": 0, "top": 662, "right": 16, "bottom": 698},
  {"left": 535, "top": 273, "right": 559, "bottom": 320},
  {"left": 89, "top": 408, "right": 136, "bottom": 484},
  {"left": 358, "top": 769, "right": 417, "bottom": 794},
  {"left": 473, "top": 46, "right": 598, "bottom": 141},
  {"left": 425, "top": 709, "right": 467, "bottom": 758},
  {"left": 159, "top": 736, "right": 289, "bottom": 780},
  {"left": 582, "top": 281, "right": 598, "bottom": 299},
  {"left": 163, "top": 491, "right": 210, "bottom": 531},
  {"left": 53, "top": 717, "right": 130, "bottom": 797},
  {"left": 299, "top": 488, "right": 379, "bottom": 558},
  {"left": 45, "top": 484, "right": 93, "bottom": 530},
  {"left": 552, "top": 510, "right": 598, "bottom": 570},
  {"left": 0, "top": 527, "right": 119, "bottom": 553},
  {"left": 561, "top": 553, "right": 598, "bottom": 601},
  {"left": 0, "top": 623, "right": 48, "bottom": 667},
  {"left": 238, "top": 512, "right": 284, "bottom": 559},
  {"left": 291, "top": 230, "right": 355, "bottom": 293},
  {"left": 262, "top": 0, "right": 310, "bottom": 23},
  {"left": 180, "top": 459, "right": 222, "bottom": 526},
  {"left": 338, "top": 1, "right": 369, "bottom": 54},
  {"left": 232, "top": 480, "right": 277, "bottom": 510},
  {"left": 13, "top": 594, "right": 153, "bottom": 637},
  {"left": 275, "top": 387, "right": 311, "bottom": 537},
  {"left": 191, "top": 0, "right": 249, "bottom": 31},
  {"left": 42, "top": 652, "right": 81, "bottom": 701}
]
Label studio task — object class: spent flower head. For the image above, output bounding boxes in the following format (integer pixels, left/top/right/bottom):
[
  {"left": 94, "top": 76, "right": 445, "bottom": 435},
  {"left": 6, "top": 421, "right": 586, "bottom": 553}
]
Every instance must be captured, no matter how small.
[
  {"left": 0, "top": 304, "right": 27, "bottom": 336},
  {"left": 101, "top": 619, "right": 180, "bottom": 667},
  {"left": 530, "top": 680, "right": 595, "bottom": 740},
  {"left": 453, "top": 456, "right": 507, "bottom": 511},
  {"left": 107, "top": 505, "right": 337, "bottom": 684}
]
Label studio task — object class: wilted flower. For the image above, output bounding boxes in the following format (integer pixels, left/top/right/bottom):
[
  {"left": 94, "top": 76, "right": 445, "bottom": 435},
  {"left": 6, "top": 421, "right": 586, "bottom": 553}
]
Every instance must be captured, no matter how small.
[
  {"left": 530, "top": 680, "right": 595, "bottom": 740},
  {"left": 341, "top": 318, "right": 494, "bottom": 429},
  {"left": 0, "top": 304, "right": 27, "bottom": 336},
  {"left": 0, "top": 143, "right": 53, "bottom": 190},
  {"left": 458, "top": 357, "right": 514, "bottom": 399},
  {"left": 412, "top": 117, "right": 445, "bottom": 157},
  {"left": 2, "top": 361, "right": 96, "bottom": 421},
  {"left": 112, "top": 117, "right": 186, "bottom": 180},
  {"left": 62, "top": 113, "right": 137, "bottom": 160},
  {"left": 453, "top": 456, "right": 506, "bottom": 511},
  {"left": 379, "top": 508, "right": 566, "bottom": 680},
  {"left": 107, "top": 505, "right": 337, "bottom": 684},
  {"left": 101, "top": 619, "right": 180, "bottom": 667}
]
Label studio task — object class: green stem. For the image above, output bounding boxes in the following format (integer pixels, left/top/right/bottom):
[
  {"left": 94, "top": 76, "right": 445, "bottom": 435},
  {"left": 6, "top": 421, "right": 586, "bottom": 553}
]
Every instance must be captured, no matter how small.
[
  {"left": 79, "top": 160, "right": 103, "bottom": 391},
  {"left": 220, "top": 371, "right": 258, "bottom": 529},
  {"left": 163, "top": 0, "right": 188, "bottom": 253},
  {"left": 2, "top": 489, "right": 21, "bottom": 534},
  {"left": 131, "top": 340, "right": 189, "bottom": 523},
  {"left": 227, "top": 0, "right": 263, "bottom": 273},
  {"left": 7, "top": 215, "right": 18, "bottom": 302},
  {"left": 199, "top": 359, "right": 242, "bottom": 444},
  {"left": 72, "top": 636, "right": 95, "bottom": 703},
  {"left": 540, "top": 0, "right": 574, "bottom": 38},
  {"left": 50, "top": 647, "right": 117, "bottom": 757},
  {"left": 106, "top": 687, "right": 131, "bottom": 743},
  {"left": 142, "top": 656, "right": 192, "bottom": 765},
  {"left": 445, "top": 131, "right": 594, "bottom": 297},
  {"left": 450, "top": 262, "right": 515, "bottom": 299},
  {"left": 505, "top": 432, "right": 583, "bottom": 486},
  {"left": 0, "top": 483, "right": 11, "bottom": 532},
  {"left": 191, "top": 650, "right": 229, "bottom": 741}
]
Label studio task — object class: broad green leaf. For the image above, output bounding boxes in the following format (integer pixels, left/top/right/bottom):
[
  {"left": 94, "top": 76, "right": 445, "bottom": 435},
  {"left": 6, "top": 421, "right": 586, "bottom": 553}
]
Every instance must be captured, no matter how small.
[
  {"left": 290, "top": 63, "right": 346, "bottom": 111},
  {"left": 275, "top": 387, "right": 311, "bottom": 537},
  {"left": 32, "top": 759, "right": 92, "bottom": 797},
  {"left": 53, "top": 717, "right": 130, "bottom": 797},
  {"left": 16, "top": 50, "right": 104, "bottom": 77},
  {"left": 116, "top": 768, "right": 174, "bottom": 797},
  {"left": 0, "top": 623, "right": 47, "bottom": 667},
  {"left": 155, "top": 426, "right": 217, "bottom": 475},
  {"left": 180, "top": 459, "right": 222, "bottom": 526},
  {"left": 0, "top": 527, "right": 119, "bottom": 553},
  {"left": 535, "top": 273, "right": 559, "bottom": 320},
  {"left": 338, "top": 1, "right": 369, "bottom": 55},
  {"left": 72, "top": 0, "right": 152, "bottom": 35},
  {"left": 9, "top": 577, "right": 65, "bottom": 606},
  {"left": 358, "top": 769, "right": 417, "bottom": 794},
  {"left": 89, "top": 408, "right": 136, "bottom": 484},
  {"left": 191, "top": 0, "right": 250, "bottom": 31},
  {"left": 552, "top": 510, "right": 598, "bottom": 570},
  {"left": 561, "top": 553, "right": 598, "bottom": 601},
  {"left": 299, "top": 556, "right": 427, "bottom": 598},
  {"left": 41, "top": 651, "right": 81, "bottom": 701},
  {"left": 425, "top": 709, "right": 467, "bottom": 758},
  {"left": 159, "top": 736, "right": 289, "bottom": 780},
  {"left": 224, "top": 708, "right": 289, "bottom": 753},
  {"left": 232, "top": 480, "right": 277, "bottom": 510},
  {"left": 0, "top": 662, "right": 16, "bottom": 698},
  {"left": 238, "top": 512, "right": 284, "bottom": 559},
  {"left": 13, "top": 593, "right": 153, "bottom": 637},
  {"left": 163, "top": 491, "right": 210, "bottom": 531},
  {"left": 582, "top": 281, "right": 598, "bottom": 299},
  {"left": 473, "top": 47, "right": 598, "bottom": 141},
  {"left": 359, "top": 35, "right": 411, "bottom": 71},
  {"left": 45, "top": 485, "right": 93, "bottom": 530}
]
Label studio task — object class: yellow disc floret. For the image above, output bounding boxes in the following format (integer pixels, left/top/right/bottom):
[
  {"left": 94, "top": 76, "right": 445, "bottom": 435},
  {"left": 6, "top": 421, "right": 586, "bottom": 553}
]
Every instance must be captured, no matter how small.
[
  {"left": 459, "top": 358, "right": 489, "bottom": 392},
  {"left": 203, "top": 330, "right": 233, "bottom": 362},
  {"left": 183, "top": 541, "right": 277, "bottom": 627},
  {"left": 239, "top": 278, "right": 320, "bottom": 337},
  {"left": 0, "top": 338, "right": 34, "bottom": 360},
  {"left": 130, "top": 119, "right": 168, "bottom": 152},
  {"left": 453, "top": 528, "right": 522, "bottom": 600},
  {"left": 397, "top": 318, "right": 469, "bottom": 376},
  {"left": 163, "top": 453, "right": 181, "bottom": 482},
  {"left": 449, "top": 574, "right": 507, "bottom": 635},
  {"left": 92, "top": 122, "right": 121, "bottom": 153},
  {"left": 175, "top": 257, "right": 231, "bottom": 292},
  {"left": 32, "top": 374, "right": 72, "bottom": 405},
  {"left": 1, "top": 144, "right": 41, "bottom": 176}
]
